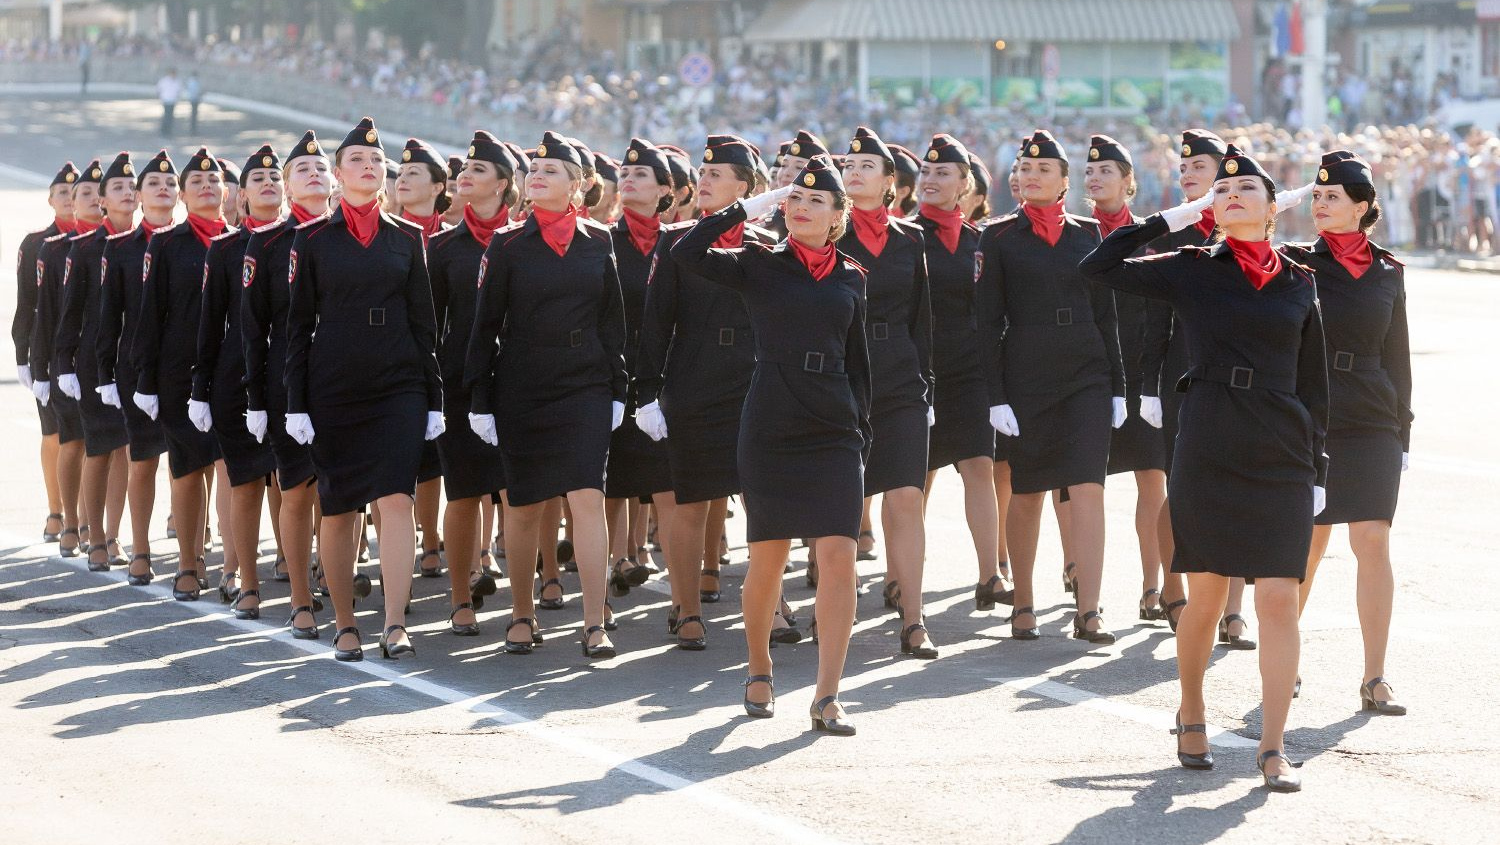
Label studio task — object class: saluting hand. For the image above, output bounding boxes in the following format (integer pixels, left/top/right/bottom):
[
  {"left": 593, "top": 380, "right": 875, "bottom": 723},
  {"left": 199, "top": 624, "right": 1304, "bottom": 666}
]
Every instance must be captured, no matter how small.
[
  {"left": 1111, "top": 396, "right": 1128, "bottom": 429},
  {"left": 133, "top": 392, "right": 159, "bottom": 420},
  {"left": 1273, "top": 183, "right": 1315, "bottom": 214},
  {"left": 187, "top": 399, "right": 213, "bottom": 433},
  {"left": 989, "top": 404, "right": 1019, "bottom": 437},
  {"left": 57, "top": 373, "right": 81, "bottom": 401},
  {"left": 468, "top": 412, "right": 498, "bottom": 446},
  {"left": 245, "top": 409, "right": 267, "bottom": 443},
  {"left": 96, "top": 383, "right": 121, "bottom": 408},
  {"left": 425, "top": 411, "right": 445, "bottom": 441},
  {"left": 611, "top": 401, "right": 625, "bottom": 432},
  {"left": 740, "top": 184, "right": 794, "bottom": 222},
  {"left": 635, "top": 400, "right": 668, "bottom": 441},
  {"left": 285, "top": 412, "right": 315, "bottom": 445},
  {"left": 1160, "top": 193, "right": 1214, "bottom": 233},
  {"left": 1139, "top": 395, "right": 1163, "bottom": 428},
  {"left": 32, "top": 379, "right": 51, "bottom": 406}
]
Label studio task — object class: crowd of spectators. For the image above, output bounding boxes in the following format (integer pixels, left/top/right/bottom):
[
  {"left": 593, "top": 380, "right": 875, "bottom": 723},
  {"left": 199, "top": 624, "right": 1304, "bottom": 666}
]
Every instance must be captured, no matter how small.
[{"left": 3, "top": 23, "right": 1497, "bottom": 254}]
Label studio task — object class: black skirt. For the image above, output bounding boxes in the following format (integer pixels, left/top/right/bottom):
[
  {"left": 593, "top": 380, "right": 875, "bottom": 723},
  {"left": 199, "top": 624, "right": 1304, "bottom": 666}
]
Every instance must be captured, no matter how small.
[
  {"left": 309, "top": 392, "right": 425, "bottom": 515},
  {"left": 1009, "top": 382, "right": 1113, "bottom": 493},
  {"left": 497, "top": 386, "right": 612, "bottom": 508},
  {"left": 117, "top": 367, "right": 167, "bottom": 462},
  {"left": 418, "top": 440, "right": 442, "bottom": 484},
  {"left": 927, "top": 367, "right": 993, "bottom": 470},
  {"left": 159, "top": 394, "right": 221, "bottom": 479},
  {"left": 864, "top": 402, "right": 928, "bottom": 494},
  {"left": 210, "top": 379, "right": 275, "bottom": 487},
  {"left": 268, "top": 413, "right": 316, "bottom": 491},
  {"left": 34, "top": 397, "right": 59, "bottom": 437},
  {"left": 1316, "top": 431, "right": 1402, "bottom": 525},
  {"left": 52, "top": 392, "right": 85, "bottom": 445},
  {"left": 662, "top": 403, "right": 742, "bottom": 504},
  {"left": 605, "top": 399, "right": 672, "bottom": 500},
  {"left": 77, "top": 381, "right": 128, "bottom": 458},
  {"left": 437, "top": 391, "right": 507, "bottom": 501},
  {"left": 1108, "top": 392, "right": 1168, "bottom": 474}
]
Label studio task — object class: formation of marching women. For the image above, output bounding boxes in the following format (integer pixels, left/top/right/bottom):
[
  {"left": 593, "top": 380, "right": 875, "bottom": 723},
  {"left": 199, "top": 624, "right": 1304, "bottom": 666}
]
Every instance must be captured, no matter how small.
[{"left": 14, "top": 117, "right": 1413, "bottom": 779}]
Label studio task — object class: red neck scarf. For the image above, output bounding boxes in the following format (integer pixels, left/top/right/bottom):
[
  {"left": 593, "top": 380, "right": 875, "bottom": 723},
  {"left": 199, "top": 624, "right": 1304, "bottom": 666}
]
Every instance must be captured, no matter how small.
[
  {"left": 1093, "top": 203, "right": 1134, "bottom": 238},
  {"left": 140, "top": 217, "right": 168, "bottom": 236},
  {"left": 244, "top": 216, "right": 276, "bottom": 232},
  {"left": 402, "top": 209, "right": 443, "bottom": 240},
  {"left": 711, "top": 213, "right": 745, "bottom": 249},
  {"left": 73, "top": 218, "right": 101, "bottom": 236},
  {"left": 850, "top": 204, "right": 890, "bottom": 257},
  {"left": 919, "top": 203, "right": 964, "bottom": 253},
  {"left": 55, "top": 218, "right": 77, "bottom": 234},
  {"left": 290, "top": 203, "right": 323, "bottom": 225},
  {"left": 340, "top": 197, "right": 381, "bottom": 247},
  {"left": 1192, "top": 206, "right": 1217, "bottom": 241},
  {"left": 1320, "top": 230, "right": 1372, "bottom": 279},
  {"left": 1022, "top": 200, "right": 1066, "bottom": 247},
  {"left": 531, "top": 204, "right": 579, "bottom": 257},
  {"left": 621, "top": 206, "right": 661, "bottom": 256},
  {"left": 186, "top": 213, "right": 227, "bottom": 248},
  {"left": 463, "top": 203, "right": 509, "bottom": 249},
  {"left": 788, "top": 237, "right": 837, "bottom": 281},
  {"left": 1225, "top": 237, "right": 1283, "bottom": 290},
  {"left": 101, "top": 218, "right": 124, "bottom": 237}
]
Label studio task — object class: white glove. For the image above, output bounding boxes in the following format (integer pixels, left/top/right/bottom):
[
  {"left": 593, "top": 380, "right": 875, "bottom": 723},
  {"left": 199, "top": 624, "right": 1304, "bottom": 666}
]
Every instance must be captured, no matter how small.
[
  {"left": 634, "top": 400, "right": 668, "bottom": 441},
  {"left": 425, "top": 410, "right": 445, "bottom": 441},
  {"left": 57, "top": 373, "right": 80, "bottom": 400},
  {"left": 1160, "top": 193, "right": 1214, "bottom": 233},
  {"left": 989, "top": 404, "right": 1019, "bottom": 437},
  {"left": 927, "top": 405, "right": 936, "bottom": 427},
  {"left": 133, "top": 392, "right": 159, "bottom": 420},
  {"left": 1111, "top": 396, "right": 1128, "bottom": 429},
  {"left": 1274, "top": 183, "right": 1314, "bottom": 214},
  {"left": 741, "top": 184, "right": 794, "bottom": 222},
  {"left": 1139, "top": 395, "right": 1163, "bottom": 428},
  {"left": 32, "top": 379, "right": 51, "bottom": 406},
  {"left": 1313, "top": 486, "right": 1326, "bottom": 516},
  {"left": 187, "top": 399, "right": 213, "bottom": 432},
  {"left": 17, "top": 364, "right": 32, "bottom": 390},
  {"left": 468, "top": 412, "right": 498, "bottom": 446},
  {"left": 611, "top": 400, "right": 625, "bottom": 432},
  {"left": 1401, "top": 452, "right": 1409, "bottom": 472},
  {"left": 245, "top": 409, "right": 267, "bottom": 442},
  {"left": 285, "top": 412, "right": 315, "bottom": 445},
  {"left": 97, "top": 383, "right": 121, "bottom": 408}
]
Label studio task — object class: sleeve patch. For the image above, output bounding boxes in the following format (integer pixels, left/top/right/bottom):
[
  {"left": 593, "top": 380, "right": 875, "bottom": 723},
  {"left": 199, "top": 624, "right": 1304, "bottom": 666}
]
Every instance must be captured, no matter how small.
[
  {"left": 972, "top": 250, "right": 983, "bottom": 285},
  {"left": 242, "top": 257, "right": 256, "bottom": 288},
  {"left": 141, "top": 252, "right": 152, "bottom": 284},
  {"left": 287, "top": 249, "right": 298, "bottom": 285},
  {"left": 476, "top": 255, "right": 487, "bottom": 289}
]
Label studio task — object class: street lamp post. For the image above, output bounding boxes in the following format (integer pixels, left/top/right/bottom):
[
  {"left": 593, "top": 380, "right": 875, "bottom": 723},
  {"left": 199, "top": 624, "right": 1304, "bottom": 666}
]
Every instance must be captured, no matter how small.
[{"left": 1300, "top": 0, "right": 1329, "bottom": 129}]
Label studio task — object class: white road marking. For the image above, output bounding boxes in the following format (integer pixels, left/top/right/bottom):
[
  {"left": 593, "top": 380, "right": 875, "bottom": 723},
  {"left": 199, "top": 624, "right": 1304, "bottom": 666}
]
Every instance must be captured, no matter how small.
[{"left": 988, "top": 676, "right": 1260, "bottom": 749}]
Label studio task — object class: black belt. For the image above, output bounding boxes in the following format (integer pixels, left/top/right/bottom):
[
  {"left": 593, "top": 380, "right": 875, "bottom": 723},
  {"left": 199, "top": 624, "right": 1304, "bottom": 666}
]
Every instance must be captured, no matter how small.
[
  {"left": 1177, "top": 364, "right": 1296, "bottom": 394},
  {"left": 1011, "top": 307, "right": 1087, "bottom": 327},
  {"left": 868, "top": 320, "right": 910, "bottom": 341},
  {"left": 680, "top": 326, "right": 744, "bottom": 346},
  {"left": 320, "top": 307, "right": 404, "bottom": 326},
  {"left": 511, "top": 328, "right": 591, "bottom": 348},
  {"left": 1330, "top": 350, "right": 1382, "bottom": 373},
  {"left": 757, "top": 349, "right": 846, "bottom": 374}
]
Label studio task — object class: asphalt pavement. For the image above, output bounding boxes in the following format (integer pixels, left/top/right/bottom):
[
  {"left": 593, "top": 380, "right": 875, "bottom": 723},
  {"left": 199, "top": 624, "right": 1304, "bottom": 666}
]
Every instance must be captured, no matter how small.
[{"left": 0, "top": 92, "right": 1495, "bottom": 845}]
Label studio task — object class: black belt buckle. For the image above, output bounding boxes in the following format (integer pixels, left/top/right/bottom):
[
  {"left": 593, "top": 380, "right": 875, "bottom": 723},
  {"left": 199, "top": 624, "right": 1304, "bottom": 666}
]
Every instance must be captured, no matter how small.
[
  {"left": 1055, "top": 307, "right": 1073, "bottom": 326},
  {"left": 1230, "top": 366, "right": 1254, "bottom": 389},
  {"left": 368, "top": 307, "right": 386, "bottom": 326},
  {"left": 718, "top": 327, "right": 735, "bottom": 346},
  {"left": 871, "top": 321, "right": 890, "bottom": 341},
  {"left": 569, "top": 328, "right": 584, "bottom": 348},
  {"left": 1332, "top": 351, "right": 1355, "bottom": 372},
  {"left": 803, "top": 351, "right": 825, "bottom": 373}
]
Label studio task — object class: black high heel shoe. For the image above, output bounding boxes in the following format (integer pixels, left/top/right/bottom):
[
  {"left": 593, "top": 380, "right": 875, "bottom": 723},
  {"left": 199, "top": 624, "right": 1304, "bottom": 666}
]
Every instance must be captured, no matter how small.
[
  {"left": 231, "top": 589, "right": 260, "bottom": 621},
  {"left": 416, "top": 550, "right": 443, "bottom": 578},
  {"left": 975, "top": 573, "right": 1014, "bottom": 610},
  {"left": 856, "top": 529, "right": 877, "bottom": 561},
  {"left": 899, "top": 622, "right": 939, "bottom": 659},
  {"left": 42, "top": 513, "right": 62, "bottom": 542},
  {"left": 504, "top": 617, "right": 540, "bottom": 654},
  {"left": 609, "top": 558, "right": 648, "bottom": 597},
  {"left": 742, "top": 675, "right": 774, "bottom": 718},
  {"left": 380, "top": 624, "right": 415, "bottom": 660},
  {"left": 469, "top": 571, "right": 497, "bottom": 611},
  {"left": 288, "top": 605, "right": 320, "bottom": 640},
  {"left": 449, "top": 602, "right": 481, "bottom": 637},
  {"left": 699, "top": 567, "right": 721, "bottom": 603},
  {"left": 1073, "top": 610, "right": 1116, "bottom": 645},
  {"left": 1009, "top": 606, "right": 1040, "bottom": 640},
  {"left": 217, "top": 571, "right": 240, "bottom": 604},
  {"left": 674, "top": 615, "right": 706, "bottom": 651},
  {"left": 603, "top": 602, "right": 618, "bottom": 632},
  {"left": 271, "top": 556, "right": 290, "bottom": 582},
  {"left": 1256, "top": 749, "right": 1302, "bottom": 792},
  {"left": 1170, "top": 712, "right": 1215, "bottom": 770},
  {"left": 770, "top": 611, "right": 803, "bottom": 646},
  {"left": 1360, "top": 677, "right": 1407, "bottom": 715},
  {"left": 351, "top": 572, "right": 372, "bottom": 601},
  {"left": 882, "top": 579, "right": 901, "bottom": 610},
  {"left": 1217, "top": 614, "right": 1257, "bottom": 650},
  {"left": 127, "top": 553, "right": 153, "bottom": 586},
  {"left": 1138, "top": 588, "right": 1165, "bottom": 621},
  {"left": 86, "top": 544, "right": 111, "bottom": 572},
  {"left": 107, "top": 539, "right": 127, "bottom": 567},
  {"left": 171, "top": 569, "right": 201, "bottom": 601},
  {"left": 581, "top": 625, "right": 616, "bottom": 659},
  {"left": 537, "top": 578, "right": 565, "bottom": 610},
  {"left": 1162, "top": 598, "right": 1187, "bottom": 632},
  {"left": 333, "top": 627, "right": 364, "bottom": 662},
  {"left": 1062, "top": 561, "right": 1078, "bottom": 595},
  {"left": 809, "top": 695, "right": 855, "bottom": 736},
  {"left": 58, "top": 527, "right": 80, "bottom": 558}
]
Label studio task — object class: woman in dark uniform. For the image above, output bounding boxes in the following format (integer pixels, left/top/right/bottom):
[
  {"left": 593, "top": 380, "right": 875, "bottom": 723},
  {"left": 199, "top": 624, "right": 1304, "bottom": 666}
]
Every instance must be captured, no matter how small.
[
  {"left": 604, "top": 138, "right": 682, "bottom": 637},
  {"left": 54, "top": 152, "right": 137, "bottom": 572},
  {"left": 636, "top": 135, "right": 783, "bottom": 644},
  {"left": 285, "top": 118, "right": 444, "bottom": 660},
  {"left": 672, "top": 154, "right": 870, "bottom": 734},
  {"left": 962, "top": 152, "right": 992, "bottom": 223},
  {"left": 589, "top": 152, "right": 620, "bottom": 222},
  {"left": 1081, "top": 145, "right": 1329, "bottom": 791},
  {"left": 754, "top": 130, "right": 823, "bottom": 240},
  {"left": 241, "top": 130, "right": 331, "bottom": 636},
  {"left": 31, "top": 158, "right": 103, "bottom": 559},
  {"left": 978, "top": 130, "right": 1126, "bottom": 644},
  {"left": 912, "top": 134, "right": 1006, "bottom": 612},
  {"left": 192, "top": 144, "right": 282, "bottom": 618},
  {"left": 1288, "top": 150, "right": 1412, "bottom": 716},
  {"left": 838, "top": 127, "right": 937, "bottom": 658},
  {"left": 96, "top": 151, "right": 176, "bottom": 584},
  {"left": 888, "top": 145, "right": 920, "bottom": 216},
  {"left": 395, "top": 137, "right": 452, "bottom": 577},
  {"left": 14, "top": 161, "right": 78, "bottom": 546},
  {"left": 131, "top": 147, "right": 227, "bottom": 600},
  {"left": 465, "top": 130, "right": 627, "bottom": 659},
  {"left": 1083, "top": 134, "right": 1171, "bottom": 621},
  {"left": 219, "top": 159, "right": 242, "bottom": 228},
  {"left": 426, "top": 130, "right": 515, "bottom": 636},
  {"left": 443, "top": 155, "right": 466, "bottom": 228}
]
